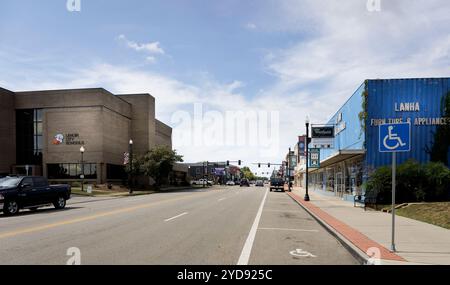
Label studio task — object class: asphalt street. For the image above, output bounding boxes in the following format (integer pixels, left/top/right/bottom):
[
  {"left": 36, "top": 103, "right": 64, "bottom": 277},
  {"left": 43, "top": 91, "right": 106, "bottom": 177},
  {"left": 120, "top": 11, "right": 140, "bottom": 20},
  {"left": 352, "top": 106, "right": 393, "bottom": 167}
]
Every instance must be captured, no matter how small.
[{"left": 0, "top": 186, "right": 358, "bottom": 265}]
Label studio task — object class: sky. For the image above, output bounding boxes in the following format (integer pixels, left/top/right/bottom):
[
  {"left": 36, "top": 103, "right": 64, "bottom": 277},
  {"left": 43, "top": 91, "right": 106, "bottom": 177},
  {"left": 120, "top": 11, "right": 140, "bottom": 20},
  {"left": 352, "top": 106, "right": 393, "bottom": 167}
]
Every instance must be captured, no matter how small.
[{"left": 0, "top": 0, "right": 449, "bottom": 176}]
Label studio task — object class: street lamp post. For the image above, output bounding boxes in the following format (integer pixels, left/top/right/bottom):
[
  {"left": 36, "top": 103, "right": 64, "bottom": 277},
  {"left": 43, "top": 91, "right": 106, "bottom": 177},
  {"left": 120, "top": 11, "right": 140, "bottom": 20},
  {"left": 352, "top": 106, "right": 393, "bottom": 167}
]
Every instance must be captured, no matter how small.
[
  {"left": 80, "top": 146, "right": 85, "bottom": 192},
  {"left": 304, "top": 116, "right": 310, "bottom": 201},
  {"left": 129, "top": 139, "right": 133, "bottom": 194},
  {"left": 288, "top": 147, "right": 292, "bottom": 192}
]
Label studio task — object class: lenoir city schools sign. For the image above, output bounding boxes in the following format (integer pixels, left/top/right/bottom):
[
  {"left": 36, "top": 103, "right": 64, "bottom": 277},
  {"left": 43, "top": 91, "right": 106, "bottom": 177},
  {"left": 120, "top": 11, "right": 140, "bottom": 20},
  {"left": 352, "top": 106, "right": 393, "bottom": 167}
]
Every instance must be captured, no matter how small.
[
  {"left": 52, "top": 133, "right": 85, "bottom": 145},
  {"left": 371, "top": 101, "right": 450, "bottom": 127}
]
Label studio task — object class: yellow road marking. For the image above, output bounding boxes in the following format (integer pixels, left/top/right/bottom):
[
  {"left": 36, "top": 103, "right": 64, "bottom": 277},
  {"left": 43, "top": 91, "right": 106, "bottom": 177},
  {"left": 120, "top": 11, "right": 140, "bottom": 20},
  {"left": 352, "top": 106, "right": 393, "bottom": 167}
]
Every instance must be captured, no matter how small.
[{"left": 0, "top": 190, "right": 217, "bottom": 240}]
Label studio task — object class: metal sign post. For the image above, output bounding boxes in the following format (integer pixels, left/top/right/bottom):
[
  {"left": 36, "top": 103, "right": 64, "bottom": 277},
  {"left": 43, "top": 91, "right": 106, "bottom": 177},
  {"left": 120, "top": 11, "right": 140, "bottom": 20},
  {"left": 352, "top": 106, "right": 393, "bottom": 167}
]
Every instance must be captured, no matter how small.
[
  {"left": 391, "top": 152, "right": 396, "bottom": 252},
  {"left": 379, "top": 122, "right": 411, "bottom": 252}
]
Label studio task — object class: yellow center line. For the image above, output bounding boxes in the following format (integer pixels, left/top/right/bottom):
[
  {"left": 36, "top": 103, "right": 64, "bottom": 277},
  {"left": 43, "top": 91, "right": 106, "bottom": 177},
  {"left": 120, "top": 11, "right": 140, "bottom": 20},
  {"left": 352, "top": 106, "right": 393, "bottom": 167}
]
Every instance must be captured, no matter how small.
[{"left": 0, "top": 190, "right": 218, "bottom": 240}]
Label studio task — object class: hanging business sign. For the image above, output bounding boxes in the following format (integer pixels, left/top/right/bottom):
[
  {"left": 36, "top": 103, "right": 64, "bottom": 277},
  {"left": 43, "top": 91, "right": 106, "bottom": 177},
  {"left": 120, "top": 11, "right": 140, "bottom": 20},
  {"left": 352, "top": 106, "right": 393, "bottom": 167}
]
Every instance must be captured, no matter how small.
[
  {"left": 311, "top": 126, "right": 334, "bottom": 138},
  {"left": 309, "top": 148, "right": 320, "bottom": 168},
  {"left": 311, "top": 126, "right": 334, "bottom": 149}
]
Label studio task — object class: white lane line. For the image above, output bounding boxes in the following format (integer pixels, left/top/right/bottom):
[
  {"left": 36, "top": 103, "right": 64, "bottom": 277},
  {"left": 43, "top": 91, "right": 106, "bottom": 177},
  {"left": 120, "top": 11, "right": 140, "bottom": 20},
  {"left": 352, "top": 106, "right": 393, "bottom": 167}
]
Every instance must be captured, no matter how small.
[
  {"left": 237, "top": 188, "right": 269, "bottom": 265},
  {"left": 164, "top": 212, "right": 188, "bottom": 222},
  {"left": 258, "top": 228, "right": 319, "bottom": 232},
  {"left": 218, "top": 198, "right": 227, "bottom": 202}
]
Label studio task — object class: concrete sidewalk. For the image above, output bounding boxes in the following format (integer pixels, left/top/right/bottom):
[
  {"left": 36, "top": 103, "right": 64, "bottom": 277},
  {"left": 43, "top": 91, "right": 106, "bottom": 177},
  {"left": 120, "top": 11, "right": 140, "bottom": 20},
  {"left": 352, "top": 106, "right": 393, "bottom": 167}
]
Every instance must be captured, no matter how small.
[{"left": 288, "top": 187, "right": 450, "bottom": 265}]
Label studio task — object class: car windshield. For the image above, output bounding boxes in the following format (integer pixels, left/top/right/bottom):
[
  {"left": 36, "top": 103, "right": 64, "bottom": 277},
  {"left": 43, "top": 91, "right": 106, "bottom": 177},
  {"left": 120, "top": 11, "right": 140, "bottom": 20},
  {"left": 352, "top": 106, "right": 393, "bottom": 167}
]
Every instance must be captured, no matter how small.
[{"left": 0, "top": 177, "right": 21, "bottom": 187}]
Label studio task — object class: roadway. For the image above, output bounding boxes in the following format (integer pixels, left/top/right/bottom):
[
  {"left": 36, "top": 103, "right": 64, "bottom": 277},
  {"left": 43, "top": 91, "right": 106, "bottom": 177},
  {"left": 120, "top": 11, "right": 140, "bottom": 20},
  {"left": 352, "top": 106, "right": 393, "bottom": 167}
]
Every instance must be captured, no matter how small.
[{"left": 0, "top": 185, "right": 358, "bottom": 265}]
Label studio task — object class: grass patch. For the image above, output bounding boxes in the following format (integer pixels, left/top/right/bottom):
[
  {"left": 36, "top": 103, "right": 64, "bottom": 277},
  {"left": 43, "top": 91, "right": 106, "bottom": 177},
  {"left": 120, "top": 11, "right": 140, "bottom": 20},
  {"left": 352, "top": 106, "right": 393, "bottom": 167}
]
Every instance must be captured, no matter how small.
[{"left": 396, "top": 202, "right": 450, "bottom": 229}]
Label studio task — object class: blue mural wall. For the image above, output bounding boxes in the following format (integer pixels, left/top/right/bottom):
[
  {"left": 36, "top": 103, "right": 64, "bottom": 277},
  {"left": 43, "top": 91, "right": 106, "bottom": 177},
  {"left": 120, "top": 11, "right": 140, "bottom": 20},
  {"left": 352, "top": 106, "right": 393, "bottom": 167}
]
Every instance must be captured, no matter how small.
[{"left": 365, "top": 78, "right": 450, "bottom": 170}]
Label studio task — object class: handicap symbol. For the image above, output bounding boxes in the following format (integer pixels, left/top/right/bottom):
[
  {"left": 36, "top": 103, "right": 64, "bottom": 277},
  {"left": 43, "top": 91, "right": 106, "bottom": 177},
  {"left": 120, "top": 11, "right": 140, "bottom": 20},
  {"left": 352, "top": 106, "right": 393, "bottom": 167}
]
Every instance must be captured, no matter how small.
[{"left": 383, "top": 126, "right": 406, "bottom": 150}]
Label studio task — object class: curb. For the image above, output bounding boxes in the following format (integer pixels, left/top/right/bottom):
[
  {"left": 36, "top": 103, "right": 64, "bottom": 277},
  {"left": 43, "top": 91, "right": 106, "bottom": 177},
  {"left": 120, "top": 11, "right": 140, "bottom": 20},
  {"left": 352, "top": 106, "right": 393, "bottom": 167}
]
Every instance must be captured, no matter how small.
[{"left": 286, "top": 192, "right": 369, "bottom": 265}]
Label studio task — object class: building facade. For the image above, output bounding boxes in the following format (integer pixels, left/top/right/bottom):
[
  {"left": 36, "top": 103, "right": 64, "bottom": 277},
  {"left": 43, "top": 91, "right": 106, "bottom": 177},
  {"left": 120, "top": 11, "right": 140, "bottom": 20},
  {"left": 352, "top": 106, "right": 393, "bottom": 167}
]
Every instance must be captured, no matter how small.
[
  {"left": 304, "top": 78, "right": 450, "bottom": 200},
  {"left": 0, "top": 87, "right": 173, "bottom": 184},
  {"left": 185, "top": 162, "right": 241, "bottom": 184}
]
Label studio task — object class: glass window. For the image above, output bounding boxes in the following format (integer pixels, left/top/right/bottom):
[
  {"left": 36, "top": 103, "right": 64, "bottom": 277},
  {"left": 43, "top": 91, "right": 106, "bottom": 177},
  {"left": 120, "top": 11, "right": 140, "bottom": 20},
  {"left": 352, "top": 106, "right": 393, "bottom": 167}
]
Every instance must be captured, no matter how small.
[
  {"left": 35, "top": 109, "right": 43, "bottom": 122},
  {"left": 34, "top": 122, "right": 43, "bottom": 136},
  {"left": 69, "top": 164, "right": 77, "bottom": 177},
  {"left": 36, "top": 136, "right": 43, "bottom": 150},
  {"left": 21, "top": 177, "right": 33, "bottom": 187},
  {"left": 33, "top": 177, "right": 47, "bottom": 187}
]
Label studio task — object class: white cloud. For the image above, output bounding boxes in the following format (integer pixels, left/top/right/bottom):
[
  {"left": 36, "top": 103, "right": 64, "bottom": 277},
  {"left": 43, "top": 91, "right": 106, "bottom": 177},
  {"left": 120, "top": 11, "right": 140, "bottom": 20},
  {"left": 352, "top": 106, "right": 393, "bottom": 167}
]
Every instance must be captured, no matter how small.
[
  {"left": 245, "top": 23, "right": 257, "bottom": 30},
  {"left": 1, "top": 0, "right": 449, "bottom": 175},
  {"left": 117, "top": 34, "right": 165, "bottom": 54}
]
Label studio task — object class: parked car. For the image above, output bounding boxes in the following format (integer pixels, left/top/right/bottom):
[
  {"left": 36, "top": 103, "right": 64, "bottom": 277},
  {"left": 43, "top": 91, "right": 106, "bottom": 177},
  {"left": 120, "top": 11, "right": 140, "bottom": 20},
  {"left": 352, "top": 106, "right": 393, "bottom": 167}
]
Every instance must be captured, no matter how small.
[
  {"left": 191, "top": 178, "right": 213, "bottom": 186},
  {"left": 0, "top": 176, "right": 71, "bottom": 216},
  {"left": 240, "top": 179, "right": 250, "bottom": 187},
  {"left": 255, "top": 180, "right": 264, "bottom": 187},
  {"left": 269, "top": 177, "right": 284, "bottom": 192},
  {"left": 226, "top": 181, "right": 235, "bottom": 186}
]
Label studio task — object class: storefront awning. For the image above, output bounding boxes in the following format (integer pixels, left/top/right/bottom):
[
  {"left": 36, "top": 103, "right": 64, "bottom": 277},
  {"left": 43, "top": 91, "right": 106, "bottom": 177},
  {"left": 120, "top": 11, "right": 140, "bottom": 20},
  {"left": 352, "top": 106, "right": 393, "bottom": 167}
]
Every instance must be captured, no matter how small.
[{"left": 318, "top": 149, "right": 365, "bottom": 169}]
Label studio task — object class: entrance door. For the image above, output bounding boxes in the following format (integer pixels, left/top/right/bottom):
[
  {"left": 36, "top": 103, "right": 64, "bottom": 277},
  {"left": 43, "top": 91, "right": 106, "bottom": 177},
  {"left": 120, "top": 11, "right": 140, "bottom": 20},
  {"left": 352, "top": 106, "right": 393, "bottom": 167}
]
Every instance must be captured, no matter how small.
[{"left": 335, "top": 172, "right": 344, "bottom": 197}]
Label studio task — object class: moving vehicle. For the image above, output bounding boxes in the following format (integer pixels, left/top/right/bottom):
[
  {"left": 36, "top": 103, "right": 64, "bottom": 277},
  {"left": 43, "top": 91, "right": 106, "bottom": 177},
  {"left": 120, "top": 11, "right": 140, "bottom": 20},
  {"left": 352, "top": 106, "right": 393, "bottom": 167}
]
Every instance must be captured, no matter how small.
[
  {"left": 226, "top": 181, "right": 235, "bottom": 186},
  {"left": 0, "top": 176, "right": 71, "bottom": 216},
  {"left": 269, "top": 177, "right": 284, "bottom": 192},
  {"left": 255, "top": 180, "right": 264, "bottom": 187},
  {"left": 191, "top": 178, "right": 213, "bottom": 186},
  {"left": 240, "top": 179, "right": 250, "bottom": 187}
]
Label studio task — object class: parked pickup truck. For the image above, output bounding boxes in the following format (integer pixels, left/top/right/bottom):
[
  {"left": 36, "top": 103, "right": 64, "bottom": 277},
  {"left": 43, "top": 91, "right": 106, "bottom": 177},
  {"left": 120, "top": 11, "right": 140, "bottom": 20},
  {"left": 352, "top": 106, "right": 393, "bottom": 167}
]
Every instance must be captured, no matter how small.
[
  {"left": 0, "top": 176, "right": 71, "bottom": 216},
  {"left": 269, "top": 177, "right": 285, "bottom": 192}
]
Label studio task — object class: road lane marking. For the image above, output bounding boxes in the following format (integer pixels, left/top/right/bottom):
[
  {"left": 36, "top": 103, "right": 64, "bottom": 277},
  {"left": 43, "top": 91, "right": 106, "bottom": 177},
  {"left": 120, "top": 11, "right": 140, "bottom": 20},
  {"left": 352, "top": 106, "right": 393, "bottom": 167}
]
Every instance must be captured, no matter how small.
[
  {"left": 218, "top": 198, "right": 227, "bottom": 202},
  {"left": 290, "top": 249, "right": 317, "bottom": 258},
  {"left": 258, "top": 228, "right": 319, "bottom": 232},
  {"left": 263, "top": 209, "right": 302, "bottom": 213},
  {"left": 237, "top": 188, "right": 269, "bottom": 265},
  {"left": 0, "top": 190, "right": 220, "bottom": 240},
  {"left": 164, "top": 212, "right": 188, "bottom": 222}
]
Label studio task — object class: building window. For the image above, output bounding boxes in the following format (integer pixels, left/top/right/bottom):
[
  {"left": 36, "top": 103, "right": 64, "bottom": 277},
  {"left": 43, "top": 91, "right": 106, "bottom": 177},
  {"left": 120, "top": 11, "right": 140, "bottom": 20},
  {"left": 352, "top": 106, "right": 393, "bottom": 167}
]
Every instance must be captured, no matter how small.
[
  {"left": 16, "top": 109, "right": 43, "bottom": 165},
  {"left": 47, "top": 163, "right": 97, "bottom": 180}
]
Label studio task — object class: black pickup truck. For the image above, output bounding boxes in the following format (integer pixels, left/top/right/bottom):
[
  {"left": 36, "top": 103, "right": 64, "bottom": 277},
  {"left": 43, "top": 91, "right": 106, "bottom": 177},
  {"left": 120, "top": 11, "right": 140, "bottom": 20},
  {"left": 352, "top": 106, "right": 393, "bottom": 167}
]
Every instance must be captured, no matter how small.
[
  {"left": 0, "top": 176, "right": 71, "bottom": 216},
  {"left": 269, "top": 177, "right": 285, "bottom": 192}
]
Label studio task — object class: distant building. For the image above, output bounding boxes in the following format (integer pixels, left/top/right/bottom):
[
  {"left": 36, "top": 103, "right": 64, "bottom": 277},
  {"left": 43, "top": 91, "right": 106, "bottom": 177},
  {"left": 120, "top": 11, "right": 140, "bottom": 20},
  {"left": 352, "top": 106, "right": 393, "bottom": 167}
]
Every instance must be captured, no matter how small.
[{"left": 0, "top": 87, "right": 177, "bottom": 184}]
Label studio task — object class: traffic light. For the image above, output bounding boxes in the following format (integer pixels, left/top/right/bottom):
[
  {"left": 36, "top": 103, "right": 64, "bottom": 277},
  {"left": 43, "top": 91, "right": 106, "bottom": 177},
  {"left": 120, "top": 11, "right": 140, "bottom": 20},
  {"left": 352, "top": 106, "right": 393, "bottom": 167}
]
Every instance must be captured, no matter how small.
[
  {"left": 258, "top": 163, "right": 261, "bottom": 168},
  {"left": 238, "top": 160, "right": 241, "bottom": 166},
  {"left": 268, "top": 163, "right": 271, "bottom": 168},
  {"left": 226, "top": 160, "right": 229, "bottom": 166}
]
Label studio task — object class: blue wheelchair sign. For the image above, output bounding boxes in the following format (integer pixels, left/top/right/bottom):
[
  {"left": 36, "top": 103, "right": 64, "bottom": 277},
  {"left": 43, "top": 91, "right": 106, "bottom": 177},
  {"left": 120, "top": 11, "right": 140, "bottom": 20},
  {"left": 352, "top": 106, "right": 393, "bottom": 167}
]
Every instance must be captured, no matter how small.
[{"left": 379, "top": 123, "right": 411, "bottom": 153}]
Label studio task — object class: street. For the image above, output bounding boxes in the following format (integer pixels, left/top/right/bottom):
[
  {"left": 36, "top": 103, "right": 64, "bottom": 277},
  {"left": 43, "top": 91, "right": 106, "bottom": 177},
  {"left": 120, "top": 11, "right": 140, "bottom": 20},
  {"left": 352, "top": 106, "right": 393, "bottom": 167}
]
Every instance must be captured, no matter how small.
[{"left": 0, "top": 186, "right": 357, "bottom": 265}]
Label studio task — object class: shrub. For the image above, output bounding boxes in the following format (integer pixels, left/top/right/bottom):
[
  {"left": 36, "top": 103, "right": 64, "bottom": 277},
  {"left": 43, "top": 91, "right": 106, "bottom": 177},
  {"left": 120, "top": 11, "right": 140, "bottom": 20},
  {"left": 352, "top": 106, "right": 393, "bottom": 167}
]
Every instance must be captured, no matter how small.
[
  {"left": 423, "top": 162, "right": 450, "bottom": 201},
  {"left": 366, "top": 159, "right": 450, "bottom": 203}
]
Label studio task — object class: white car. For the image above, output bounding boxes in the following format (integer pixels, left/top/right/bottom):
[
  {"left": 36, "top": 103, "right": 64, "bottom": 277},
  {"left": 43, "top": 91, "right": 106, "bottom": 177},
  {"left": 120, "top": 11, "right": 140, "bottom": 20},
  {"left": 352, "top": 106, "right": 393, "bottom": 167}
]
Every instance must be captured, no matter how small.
[
  {"left": 191, "top": 179, "right": 213, "bottom": 186},
  {"left": 226, "top": 181, "right": 235, "bottom": 186}
]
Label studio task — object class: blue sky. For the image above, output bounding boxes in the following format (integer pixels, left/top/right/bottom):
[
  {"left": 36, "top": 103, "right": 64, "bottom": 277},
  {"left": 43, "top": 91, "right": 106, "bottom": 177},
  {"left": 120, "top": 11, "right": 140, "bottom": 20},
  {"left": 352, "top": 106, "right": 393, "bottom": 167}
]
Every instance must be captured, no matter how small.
[{"left": 1, "top": 0, "right": 449, "bottom": 174}]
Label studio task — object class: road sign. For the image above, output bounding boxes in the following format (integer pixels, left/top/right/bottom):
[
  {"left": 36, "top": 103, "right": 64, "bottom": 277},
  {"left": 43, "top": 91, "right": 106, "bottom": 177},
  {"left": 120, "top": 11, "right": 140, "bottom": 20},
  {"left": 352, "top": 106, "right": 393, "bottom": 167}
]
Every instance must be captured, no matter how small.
[
  {"left": 379, "top": 123, "right": 411, "bottom": 153},
  {"left": 309, "top": 148, "right": 320, "bottom": 168},
  {"left": 378, "top": 122, "right": 411, "bottom": 253}
]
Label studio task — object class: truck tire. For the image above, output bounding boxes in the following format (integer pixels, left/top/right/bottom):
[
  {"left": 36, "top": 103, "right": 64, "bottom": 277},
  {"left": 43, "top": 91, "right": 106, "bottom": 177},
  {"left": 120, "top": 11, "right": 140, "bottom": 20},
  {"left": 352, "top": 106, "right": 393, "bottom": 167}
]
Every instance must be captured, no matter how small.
[
  {"left": 53, "top": 196, "right": 66, "bottom": 209},
  {"left": 3, "top": 200, "right": 20, "bottom": 216}
]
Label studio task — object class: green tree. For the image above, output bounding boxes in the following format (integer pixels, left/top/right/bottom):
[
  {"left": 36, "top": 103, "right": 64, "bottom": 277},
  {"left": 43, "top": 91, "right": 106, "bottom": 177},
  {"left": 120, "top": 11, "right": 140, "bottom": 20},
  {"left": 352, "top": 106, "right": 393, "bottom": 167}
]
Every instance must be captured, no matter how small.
[
  {"left": 240, "top": 166, "right": 256, "bottom": 181},
  {"left": 141, "top": 146, "right": 184, "bottom": 187}
]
